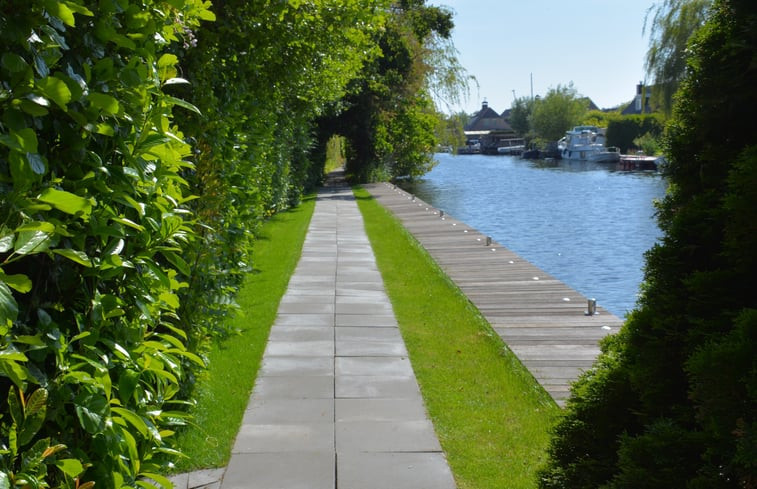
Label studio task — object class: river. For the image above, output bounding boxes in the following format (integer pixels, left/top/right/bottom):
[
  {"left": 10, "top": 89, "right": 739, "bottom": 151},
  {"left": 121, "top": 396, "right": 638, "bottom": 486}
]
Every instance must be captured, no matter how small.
[{"left": 400, "top": 153, "right": 668, "bottom": 318}]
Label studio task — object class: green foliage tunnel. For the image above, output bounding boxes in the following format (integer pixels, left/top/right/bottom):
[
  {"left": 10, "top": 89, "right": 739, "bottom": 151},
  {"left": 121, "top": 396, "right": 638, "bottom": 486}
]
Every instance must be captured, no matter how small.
[{"left": 0, "top": 0, "right": 456, "bottom": 487}]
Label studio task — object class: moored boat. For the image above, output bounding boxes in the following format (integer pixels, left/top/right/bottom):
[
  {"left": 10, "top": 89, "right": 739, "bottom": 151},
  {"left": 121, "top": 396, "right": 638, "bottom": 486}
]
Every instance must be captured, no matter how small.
[
  {"left": 496, "top": 138, "right": 525, "bottom": 155},
  {"left": 558, "top": 126, "right": 621, "bottom": 163}
]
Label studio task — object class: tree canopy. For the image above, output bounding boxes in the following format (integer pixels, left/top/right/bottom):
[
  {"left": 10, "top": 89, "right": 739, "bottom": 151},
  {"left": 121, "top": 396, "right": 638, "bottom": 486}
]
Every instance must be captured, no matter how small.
[
  {"left": 317, "top": 2, "right": 469, "bottom": 181},
  {"left": 529, "top": 84, "right": 588, "bottom": 142}
]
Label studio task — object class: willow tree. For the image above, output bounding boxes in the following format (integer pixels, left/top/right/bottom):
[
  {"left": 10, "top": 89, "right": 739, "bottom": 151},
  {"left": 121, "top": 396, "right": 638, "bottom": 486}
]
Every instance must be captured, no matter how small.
[
  {"left": 644, "top": 0, "right": 711, "bottom": 114},
  {"left": 539, "top": 1, "right": 756, "bottom": 486}
]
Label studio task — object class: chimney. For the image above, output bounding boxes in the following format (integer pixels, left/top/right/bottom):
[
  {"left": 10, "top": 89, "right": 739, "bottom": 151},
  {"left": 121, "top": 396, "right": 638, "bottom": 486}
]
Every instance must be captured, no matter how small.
[
  {"left": 482, "top": 99, "right": 488, "bottom": 110},
  {"left": 635, "top": 82, "right": 643, "bottom": 112}
]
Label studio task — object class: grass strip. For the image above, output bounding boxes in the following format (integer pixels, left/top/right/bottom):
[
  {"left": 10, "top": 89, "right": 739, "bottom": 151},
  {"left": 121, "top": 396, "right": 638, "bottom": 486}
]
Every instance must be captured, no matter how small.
[
  {"left": 171, "top": 195, "right": 316, "bottom": 472},
  {"left": 353, "top": 186, "right": 560, "bottom": 489}
]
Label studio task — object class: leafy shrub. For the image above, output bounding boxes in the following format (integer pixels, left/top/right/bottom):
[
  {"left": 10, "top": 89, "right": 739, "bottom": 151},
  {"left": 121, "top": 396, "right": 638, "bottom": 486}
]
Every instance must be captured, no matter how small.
[{"left": 0, "top": 0, "right": 212, "bottom": 486}]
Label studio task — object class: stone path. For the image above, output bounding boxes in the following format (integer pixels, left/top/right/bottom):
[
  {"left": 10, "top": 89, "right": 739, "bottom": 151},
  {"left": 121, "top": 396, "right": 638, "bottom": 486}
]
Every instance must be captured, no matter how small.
[{"left": 171, "top": 173, "right": 456, "bottom": 488}]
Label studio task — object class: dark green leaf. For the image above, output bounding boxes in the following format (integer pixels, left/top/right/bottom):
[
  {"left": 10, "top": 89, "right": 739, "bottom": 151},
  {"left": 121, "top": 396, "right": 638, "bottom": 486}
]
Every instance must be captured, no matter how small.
[
  {"left": 0, "top": 128, "right": 38, "bottom": 153},
  {"left": 18, "top": 389, "right": 47, "bottom": 446},
  {"left": 118, "top": 369, "right": 140, "bottom": 402},
  {"left": 74, "top": 392, "right": 108, "bottom": 434},
  {"left": 0, "top": 282, "right": 19, "bottom": 324},
  {"left": 0, "top": 231, "right": 14, "bottom": 253},
  {"left": 14, "top": 230, "right": 52, "bottom": 255},
  {"left": 19, "top": 100, "right": 49, "bottom": 117},
  {"left": 7, "top": 386, "right": 23, "bottom": 425},
  {"left": 111, "top": 407, "right": 149, "bottom": 438},
  {"left": 0, "top": 471, "right": 9, "bottom": 489},
  {"left": 1, "top": 53, "right": 30, "bottom": 73},
  {"left": 52, "top": 249, "right": 93, "bottom": 267},
  {"left": 0, "top": 272, "right": 32, "bottom": 293},
  {"left": 164, "top": 95, "right": 202, "bottom": 115}
]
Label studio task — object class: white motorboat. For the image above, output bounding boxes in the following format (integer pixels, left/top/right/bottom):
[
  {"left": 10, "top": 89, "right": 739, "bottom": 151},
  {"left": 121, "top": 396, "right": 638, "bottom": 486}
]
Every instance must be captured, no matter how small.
[{"left": 558, "top": 126, "right": 621, "bottom": 163}]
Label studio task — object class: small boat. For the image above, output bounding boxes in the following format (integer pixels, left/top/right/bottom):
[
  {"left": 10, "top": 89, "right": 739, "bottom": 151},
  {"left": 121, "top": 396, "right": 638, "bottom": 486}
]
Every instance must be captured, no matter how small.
[
  {"left": 558, "top": 126, "right": 621, "bottom": 163},
  {"left": 496, "top": 138, "right": 525, "bottom": 155},
  {"left": 617, "top": 154, "right": 665, "bottom": 171}
]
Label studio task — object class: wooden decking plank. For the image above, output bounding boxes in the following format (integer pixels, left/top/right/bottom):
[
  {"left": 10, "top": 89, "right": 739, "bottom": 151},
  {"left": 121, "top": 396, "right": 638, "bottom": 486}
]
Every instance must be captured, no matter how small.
[{"left": 364, "top": 183, "right": 624, "bottom": 407}]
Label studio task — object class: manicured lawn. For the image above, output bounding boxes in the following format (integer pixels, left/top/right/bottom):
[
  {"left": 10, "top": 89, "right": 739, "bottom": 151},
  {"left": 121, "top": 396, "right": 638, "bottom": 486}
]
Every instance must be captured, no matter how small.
[
  {"left": 171, "top": 195, "right": 316, "bottom": 472},
  {"left": 354, "top": 186, "right": 560, "bottom": 489}
]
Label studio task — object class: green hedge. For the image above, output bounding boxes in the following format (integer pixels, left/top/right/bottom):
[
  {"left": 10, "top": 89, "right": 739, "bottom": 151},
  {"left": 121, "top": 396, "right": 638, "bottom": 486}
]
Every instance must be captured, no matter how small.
[
  {"left": 0, "top": 0, "right": 386, "bottom": 487},
  {"left": 0, "top": 1, "right": 213, "bottom": 487},
  {"left": 605, "top": 114, "right": 664, "bottom": 154}
]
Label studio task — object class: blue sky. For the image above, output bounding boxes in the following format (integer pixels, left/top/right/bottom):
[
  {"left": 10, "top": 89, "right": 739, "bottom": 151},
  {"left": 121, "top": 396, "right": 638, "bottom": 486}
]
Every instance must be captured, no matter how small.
[{"left": 431, "top": 0, "right": 655, "bottom": 114}]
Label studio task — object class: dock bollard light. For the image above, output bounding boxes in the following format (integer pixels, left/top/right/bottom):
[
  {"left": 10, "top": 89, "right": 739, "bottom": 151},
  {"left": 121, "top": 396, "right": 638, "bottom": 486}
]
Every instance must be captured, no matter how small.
[
  {"left": 412, "top": 194, "right": 416, "bottom": 202},
  {"left": 586, "top": 298, "right": 597, "bottom": 316},
  {"left": 439, "top": 210, "right": 444, "bottom": 218},
  {"left": 486, "top": 236, "right": 492, "bottom": 246}
]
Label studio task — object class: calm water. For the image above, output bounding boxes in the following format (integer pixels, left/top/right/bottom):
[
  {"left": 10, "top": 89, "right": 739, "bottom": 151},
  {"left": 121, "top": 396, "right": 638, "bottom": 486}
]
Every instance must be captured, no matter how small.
[{"left": 401, "top": 153, "right": 668, "bottom": 317}]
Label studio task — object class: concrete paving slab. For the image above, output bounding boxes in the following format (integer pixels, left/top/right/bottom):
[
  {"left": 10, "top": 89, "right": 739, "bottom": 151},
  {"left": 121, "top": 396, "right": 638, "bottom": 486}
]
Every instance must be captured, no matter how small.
[
  {"left": 336, "top": 419, "right": 442, "bottom": 452},
  {"left": 274, "top": 314, "right": 334, "bottom": 327},
  {"left": 335, "top": 283, "right": 386, "bottom": 293},
  {"left": 277, "top": 302, "right": 335, "bottom": 314},
  {"left": 335, "top": 289, "right": 390, "bottom": 299},
  {"left": 335, "top": 326, "right": 403, "bottom": 341},
  {"left": 335, "top": 399, "right": 428, "bottom": 422},
  {"left": 335, "top": 341, "right": 407, "bottom": 357},
  {"left": 280, "top": 293, "right": 335, "bottom": 304},
  {"left": 252, "top": 375, "right": 333, "bottom": 399},
  {"left": 335, "top": 295, "right": 388, "bottom": 304},
  {"left": 335, "top": 375, "right": 420, "bottom": 399},
  {"left": 335, "top": 302, "right": 393, "bottom": 315},
  {"left": 222, "top": 452, "right": 334, "bottom": 489},
  {"left": 335, "top": 314, "right": 398, "bottom": 327},
  {"left": 185, "top": 468, "right": 225, "bottom": 489},
  {"left": 258, "top": 356, "right": 333, "bottom": 376},
  {"left": 233, "top": 423, "right": 334, "bottom": 453},
  {"left": 242, "top": 399, "right": 333, "bottom": 425},
  {"left": 268, "top": 326, "right": 333, "bottom": 342},
  {"left": 337, "top": 452, "right": 455, "bottom": 489},
  {"left": 264, "top": 340, "right": 334, "bottom": 357},
  {"left": 335, "top": 357, "right": 413, "bottom": 377},
  {"left": 335, "top": 328, "right": 407, "bottom": 356},
  {"left": 336, "top": 272, "right": 384, "bottom": 284}
]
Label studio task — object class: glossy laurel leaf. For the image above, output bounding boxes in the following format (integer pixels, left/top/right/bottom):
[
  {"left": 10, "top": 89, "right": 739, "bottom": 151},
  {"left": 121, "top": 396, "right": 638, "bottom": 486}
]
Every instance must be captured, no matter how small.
[{"left": 37, "top": 188, "right": 93, "bottom": 217}]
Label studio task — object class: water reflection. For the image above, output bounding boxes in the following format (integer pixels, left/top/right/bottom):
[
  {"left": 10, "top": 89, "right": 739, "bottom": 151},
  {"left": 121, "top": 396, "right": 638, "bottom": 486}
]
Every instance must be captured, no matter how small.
[{"left": 400, "top": 153, "right": 667, "bottom": 317}]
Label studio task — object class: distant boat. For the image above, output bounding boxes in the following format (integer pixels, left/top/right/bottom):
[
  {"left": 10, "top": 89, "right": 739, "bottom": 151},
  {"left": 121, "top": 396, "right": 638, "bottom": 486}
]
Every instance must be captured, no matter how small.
[
  {"left": 617, "top": 154, "right": 665, "bottom": 171},
  {"left": 496, "top": 138, "right": 525, "bottom": 155},
  {"left": 558, "top": 126, "right": 620, "bottom": 163}
]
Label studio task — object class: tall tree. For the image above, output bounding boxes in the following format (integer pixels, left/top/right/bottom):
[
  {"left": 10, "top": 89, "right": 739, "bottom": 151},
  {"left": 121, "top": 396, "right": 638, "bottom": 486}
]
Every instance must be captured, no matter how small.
[
  {"left": 644, "top": 0, "right": 711, "bottom": 114},
  {"left": 317, "top": 1, "right": 468, "bottom": 181},
  {"left": 529, "top": 84, "right": 587, "bottom": 142},
  {"left": 509, "top": 96, "right": 534, "bottom": 137},
  {"left": 539, "top": 1, "right": 757, "bottom": 487}
]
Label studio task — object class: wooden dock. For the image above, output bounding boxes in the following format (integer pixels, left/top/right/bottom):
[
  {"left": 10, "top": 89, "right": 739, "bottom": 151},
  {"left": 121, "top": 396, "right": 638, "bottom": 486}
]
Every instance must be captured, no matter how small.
[{"left": 363, "top": 183, "right": 625, "bottom": 406}]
